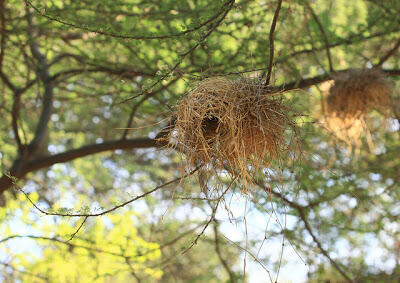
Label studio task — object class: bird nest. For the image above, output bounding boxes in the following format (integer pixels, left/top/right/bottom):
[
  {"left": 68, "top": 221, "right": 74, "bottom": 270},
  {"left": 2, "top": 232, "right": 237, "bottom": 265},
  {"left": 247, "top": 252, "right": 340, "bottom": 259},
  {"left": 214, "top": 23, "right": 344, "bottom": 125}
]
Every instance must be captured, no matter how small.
[
  {"left": 324, "top": 69, "right": 392, "bottom": 150},
  {"left": 164, "top": 77, "right": 298, "bottom": 188}
]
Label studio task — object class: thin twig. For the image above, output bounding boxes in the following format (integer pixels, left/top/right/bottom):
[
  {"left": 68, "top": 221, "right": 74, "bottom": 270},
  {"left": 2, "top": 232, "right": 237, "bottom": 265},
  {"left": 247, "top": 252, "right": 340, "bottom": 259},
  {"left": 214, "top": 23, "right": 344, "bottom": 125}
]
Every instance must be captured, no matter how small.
[
  {"left": 255, "top": 178, "right": 353, "bottom": 282},
  {"left": 182, "top": 176, "right": 237, "bottom": 254},
  {"left": 121, "top": 78, "right": 178, "bottom": 139},
  {"left": 374, "top": 38, "right": 400, "bottom": 67},
  {"left": 25, "top": 0, "right": 231, "bottom": 41},
  {"left": 11, "top": 166, "right": 201, "bottom": 217},
  {"left": 125, "top": 257, "right": 142, "bottom": 283},
  {"left": 223, "top": 235, "right": 273, "bottom": 283},
  {"left": 67, "top": 216, "right": 88, "bottom": 242},
  {"left": 0, "top": 261, "right": 48, "bottom": 281},
  {"left": 304, "top": 1, "right": 334, "bottom": 72},
  {"left": 118, "top": 0, "right": 235, "bottom": 104},
  {"left": 297, "top": 208, "right": 353, "bottom": 282}
]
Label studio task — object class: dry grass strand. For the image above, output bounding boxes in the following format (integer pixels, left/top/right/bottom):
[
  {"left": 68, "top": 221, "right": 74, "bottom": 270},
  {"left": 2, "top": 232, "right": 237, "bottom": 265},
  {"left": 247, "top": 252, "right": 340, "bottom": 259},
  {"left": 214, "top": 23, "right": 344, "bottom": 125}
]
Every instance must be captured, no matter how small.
[{"left": 164, "top": 77, "right": 298, "bottom": 189}]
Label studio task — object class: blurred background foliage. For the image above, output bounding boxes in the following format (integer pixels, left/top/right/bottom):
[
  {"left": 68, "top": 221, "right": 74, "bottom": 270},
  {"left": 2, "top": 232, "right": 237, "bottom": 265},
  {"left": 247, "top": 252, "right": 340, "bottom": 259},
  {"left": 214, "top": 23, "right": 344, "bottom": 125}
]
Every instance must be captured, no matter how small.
[{"left": 0, "top": 0, "right": 399, "bottom": 282}]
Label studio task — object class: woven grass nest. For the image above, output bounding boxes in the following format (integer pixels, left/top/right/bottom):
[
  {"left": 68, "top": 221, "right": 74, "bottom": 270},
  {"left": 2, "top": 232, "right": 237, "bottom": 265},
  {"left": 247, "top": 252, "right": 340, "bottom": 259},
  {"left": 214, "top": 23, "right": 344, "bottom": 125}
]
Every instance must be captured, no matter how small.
[
  {"left": 166, "top": 77, "right": 298, "bottom": 188},
  {"left": 325, "top": 69, "right": 392, "bottom": 149}
]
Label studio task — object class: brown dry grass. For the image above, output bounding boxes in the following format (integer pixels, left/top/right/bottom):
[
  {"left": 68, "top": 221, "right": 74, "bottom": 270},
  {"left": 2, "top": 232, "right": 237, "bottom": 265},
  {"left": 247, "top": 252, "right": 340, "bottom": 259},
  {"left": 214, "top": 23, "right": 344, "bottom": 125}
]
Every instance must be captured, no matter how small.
[
  {"left": 164, "top": 77, "right": 298, "bottom": 189},
  {"left": 324, "top": 69, "right": 392, "bottom": 150}
]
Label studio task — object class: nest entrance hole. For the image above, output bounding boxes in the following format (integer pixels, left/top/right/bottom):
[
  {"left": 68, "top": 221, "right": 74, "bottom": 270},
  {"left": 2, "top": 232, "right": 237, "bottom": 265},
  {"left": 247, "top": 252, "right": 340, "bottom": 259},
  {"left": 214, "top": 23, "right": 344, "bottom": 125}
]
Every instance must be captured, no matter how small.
[{"left": 201, "top": 115, "right": 222, "bottom": 142}]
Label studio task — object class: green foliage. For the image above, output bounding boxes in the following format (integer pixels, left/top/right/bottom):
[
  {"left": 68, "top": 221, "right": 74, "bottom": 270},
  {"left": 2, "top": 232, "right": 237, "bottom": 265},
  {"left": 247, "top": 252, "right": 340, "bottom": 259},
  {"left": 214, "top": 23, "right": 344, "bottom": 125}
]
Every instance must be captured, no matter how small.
[
  {"left": 0, "top": 193, "right": 163, "bottom": 282},
  {"left": 0, "top": 0, "right": 399, "bottom": 282}
]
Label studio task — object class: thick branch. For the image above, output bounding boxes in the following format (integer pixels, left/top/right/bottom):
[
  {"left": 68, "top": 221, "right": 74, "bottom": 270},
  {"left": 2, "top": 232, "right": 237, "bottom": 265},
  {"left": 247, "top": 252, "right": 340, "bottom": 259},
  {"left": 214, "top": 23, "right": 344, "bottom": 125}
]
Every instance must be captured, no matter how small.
[
  {"left": 2, "top": 67, "right": 399, "bottom": 194},
  {"left": 11, "top": 90, "right": 23, "bottom": 151},
  {"left": 271, "top": 68, "right": 400, "bottom": 94},
  {"left": 26, "top": 7, "right": 54, "bottom": 155},
  {"left": 0, "top": 137, "right": 165, "bottom": 194}
]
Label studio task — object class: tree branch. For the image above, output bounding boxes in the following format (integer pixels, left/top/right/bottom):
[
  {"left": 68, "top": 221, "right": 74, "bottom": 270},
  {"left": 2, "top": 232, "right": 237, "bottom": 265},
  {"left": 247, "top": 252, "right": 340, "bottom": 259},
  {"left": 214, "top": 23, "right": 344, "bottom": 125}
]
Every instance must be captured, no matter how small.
[
  {"left": 296, "top": 208, "right": 353, "bottom": 282},
  {"left": 255, "top": 179, "right": 353, "bottom": 282},
  {"left": 14, "top": 165, "right": 200, "bottom": 217},
  {"left": 216, "top": 29, "right": 400, "bottom": 77},
  {"left": 272, "top": 68, "right": 400, "bottom": 94},
  {"left": 0, "top": 261, "right": 48, "bottom": 281},
  {"left": 122, "top": 78, "right": 178, "bottom": 139},
  {"left": 119, "top": 0, "right": 235, "bottom": 104},
  {"left": 304, "top": 1, "right": 334, "bottom": 72},
  {"left": 26, "top": 6, "right": 54, "bottom": 156},
  {"left": 264, "top": 0, "right": 283, "bottom": 86},
  {"left": 375, "top": 38, "right": 400, "bottom": 67},
  {"left": 51, "top": 67, "right": 154, "bottom": 84},
  {"left": 25, "top": 0, "right": 233, "bottom": 41},
  {"left": 0, "top": 137, "right": 165, "bottom": 194},
  {"left": 2, "top": 67, "right": 399, "bottom": 195},
  {"left": 0, "top": 0, "right": 5, "bottom": 70},
  {"left": 11, "top": 90, "right": 23, "bottom": 151},
  {"left": 213, "top": 222, "right": 236, "bottom": 283}
]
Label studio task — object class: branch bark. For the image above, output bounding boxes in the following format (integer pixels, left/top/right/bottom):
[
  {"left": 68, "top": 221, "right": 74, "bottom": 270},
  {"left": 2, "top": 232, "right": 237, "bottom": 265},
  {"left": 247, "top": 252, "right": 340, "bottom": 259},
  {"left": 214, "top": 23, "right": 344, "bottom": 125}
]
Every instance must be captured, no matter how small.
[
  {"left": 213, "top": 222, "right": 236, "bottom": 283},
  {"left": 304, "top": 1, "right": 334, "bottom": 72},
  {"left": 375, "top": 38, "right": 400, "bottom": 67},
  {"left": 271, "top": 68, "right": 400, "bottom": 94},
  {"left": 264, "top": 0, "right": 283, "bottom": 86},
  {"left": 0, "top": 0, "right": 5, "bottom": 70},
  {"left": 11, "top": 90, "right": 23, "bottom": 151},
  {"left": 26, "top": 6, "right": 54, "bottom": 156},
  {"left": 0, "top": 137, "right": 165, "bottom": 194},
  {"left": 2, "top": 67, "right": 399, "bottom": 195}
]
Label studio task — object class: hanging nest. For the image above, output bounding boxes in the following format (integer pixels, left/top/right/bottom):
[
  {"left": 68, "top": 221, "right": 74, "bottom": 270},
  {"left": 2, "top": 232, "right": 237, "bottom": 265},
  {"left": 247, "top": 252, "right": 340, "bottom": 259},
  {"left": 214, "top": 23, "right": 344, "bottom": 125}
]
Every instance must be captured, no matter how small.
[
  {"left": 324, "top": 69, "right": 392, "bottom": 150},
  {"left": 164, "top": 77, "right": 298, "bottom": 188}
]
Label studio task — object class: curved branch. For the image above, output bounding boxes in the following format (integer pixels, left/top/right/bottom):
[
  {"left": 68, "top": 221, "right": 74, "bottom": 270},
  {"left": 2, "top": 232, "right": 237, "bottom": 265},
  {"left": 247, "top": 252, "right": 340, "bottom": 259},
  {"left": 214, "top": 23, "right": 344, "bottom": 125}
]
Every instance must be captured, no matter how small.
[
  {"left": 2, "top": 67, "right": 399, "bottom": 195},
  {"left": 14, "top": 165, "right": 200, "bottom": 217},
  {"left": 119, "top": 0, "right": 235, "bottom": 104},
  {"left": 255, "top": 179, "right": 353, "bottom": 282},
  {"left": 122, "top": 78, "right": 178, "bottom": 139},
  {"left": 0, "top": 137, "right": 165, "bottom": 194},
  {"left": 296, "top": 208, "right": 353, "bottom": 282},
  {"left": 25, "top": 0, "right": 232, "bottom": 41}
]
